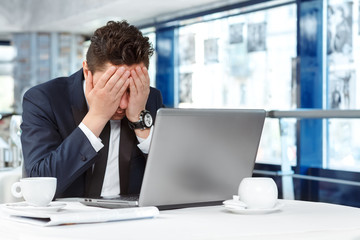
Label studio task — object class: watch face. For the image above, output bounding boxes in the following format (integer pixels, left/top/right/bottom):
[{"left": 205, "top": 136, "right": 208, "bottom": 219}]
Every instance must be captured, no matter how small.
[{"left": 144, "top": 113, "right": 153, "bottom": 128}]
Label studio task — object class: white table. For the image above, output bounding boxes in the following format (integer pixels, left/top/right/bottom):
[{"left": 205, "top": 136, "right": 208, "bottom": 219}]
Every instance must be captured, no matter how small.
[
  {"left": 0, "top": 167, "right": 22, "bottom": 203},
  {"left": 1, "top": 199, "right": 360, "bottom": 240}
]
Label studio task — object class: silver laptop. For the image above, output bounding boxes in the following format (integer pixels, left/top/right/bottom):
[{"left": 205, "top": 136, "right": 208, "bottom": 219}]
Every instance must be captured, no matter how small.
[{"left": 81, "top": 108, "right": 266, "bottom": 209}]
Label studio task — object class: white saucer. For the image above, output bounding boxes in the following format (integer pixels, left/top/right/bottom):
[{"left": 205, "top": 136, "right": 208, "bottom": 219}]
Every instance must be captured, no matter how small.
[
  {"left": 5, "top": 202, "right": 66, "bottom": 212},
  {"left": 223, "top": 202, "right": 284, "bottom": 214}
]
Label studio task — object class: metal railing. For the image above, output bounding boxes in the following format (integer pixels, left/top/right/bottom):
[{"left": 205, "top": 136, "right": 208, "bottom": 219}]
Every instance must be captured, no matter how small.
[
  {"left": 263, "top": 109, "right": 360, "bottom": 199},
  {"left": 267, "top": 109, "right": 360, "bottom": 119}
]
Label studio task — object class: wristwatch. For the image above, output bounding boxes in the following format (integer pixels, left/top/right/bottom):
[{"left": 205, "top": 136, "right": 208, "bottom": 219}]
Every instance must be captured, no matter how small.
[{"left": 128, "top": 110, "right": 153, "bottom": 130}]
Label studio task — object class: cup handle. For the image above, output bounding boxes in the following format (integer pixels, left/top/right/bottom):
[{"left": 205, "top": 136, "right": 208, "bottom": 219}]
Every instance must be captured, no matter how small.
[{"left": 11, "top": 182, "right": 23, "bottom": 198}]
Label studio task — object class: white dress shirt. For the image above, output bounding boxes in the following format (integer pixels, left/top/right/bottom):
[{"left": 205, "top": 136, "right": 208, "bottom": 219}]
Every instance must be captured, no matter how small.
[{"left": 79, "top": 80, "right": 153, "bottom": 196}]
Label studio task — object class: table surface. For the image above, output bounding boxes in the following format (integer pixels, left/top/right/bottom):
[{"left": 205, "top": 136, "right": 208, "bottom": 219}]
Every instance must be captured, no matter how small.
[{"left": 1, "top": 199, "right": 360, "bottom": 240}]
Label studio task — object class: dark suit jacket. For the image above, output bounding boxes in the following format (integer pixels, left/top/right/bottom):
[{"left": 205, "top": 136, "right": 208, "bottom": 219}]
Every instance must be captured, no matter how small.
[{"left": 20, "top": 69, "right": 163, "bottom": 198}]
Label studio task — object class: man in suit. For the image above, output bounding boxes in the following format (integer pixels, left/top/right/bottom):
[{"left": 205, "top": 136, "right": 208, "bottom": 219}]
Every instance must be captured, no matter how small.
[{"left": 20, "top": 21, "right": 164, "bottom": 198}]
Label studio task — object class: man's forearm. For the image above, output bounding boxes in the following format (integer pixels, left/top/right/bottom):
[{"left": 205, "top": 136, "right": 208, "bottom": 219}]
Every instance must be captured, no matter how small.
[
  {"left": 82, "top": 112, "right": 109, "bottom": 137},
  {"left": 23, "top": 127, "right": 98, "bottom": 197}
]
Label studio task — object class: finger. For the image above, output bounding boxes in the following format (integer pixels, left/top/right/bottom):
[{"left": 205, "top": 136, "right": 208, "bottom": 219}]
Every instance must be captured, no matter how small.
[
  {"left": 141, "top": 67, "right": 150, "bottom": 87},
  {"left": 115, "top": 78, "right": 130, "bottom": 100},
  {"left": 129, "top": 77, "right": 138, "bottom": 96},
  {"left": 111, "top": 70, "right": 130, "bottom": 95},
  {"left": 106, "top": 67, "right": 128, "bottom": 92},
  {"left": 94, "top": 66, "right": 117, "bottom": 89},
  {"left": 131, "top": 69, "right": 144, "bottom": 93},
  {"left": 136, "top": 66, "right": 150, "bottom": 87},
  {"left": 134, "top": 66, "right": 147, "bottom": 87}
]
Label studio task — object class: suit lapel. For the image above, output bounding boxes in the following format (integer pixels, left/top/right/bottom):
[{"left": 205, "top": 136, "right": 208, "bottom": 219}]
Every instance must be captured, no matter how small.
[
  {"left": 68, "top": 69, "right": 111, "bottom": 197},
  {"left": 119, "top": 118, "right": 136, "bottom": 194},
  {"left": 70, "top": 69, "right": 88, "bottom": 126},
  {"left": 71, "top": 106, "right": 87, "bottom": 127}
]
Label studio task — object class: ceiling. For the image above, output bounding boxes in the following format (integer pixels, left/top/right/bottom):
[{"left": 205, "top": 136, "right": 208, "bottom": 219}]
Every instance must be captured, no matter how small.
[{"left": 0, "top": 0, "right": 247, "bottom": 38}]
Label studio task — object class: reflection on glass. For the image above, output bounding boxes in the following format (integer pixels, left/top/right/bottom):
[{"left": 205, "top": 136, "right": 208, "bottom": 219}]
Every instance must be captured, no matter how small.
[
  {"left": 326, "top": 0, "right": 360, "bottom": 172},
  {"left": 327, "top": 119, "right": 360, "bottom": 171},
  {"left": 142, "top": 30, "right": 157, "bottom": 87},
  {"left": 177, "top": 4, "right": 297, "bottom": 165},
  {"left": 179, "top": 73, "right": 193, "bottom": 104}
]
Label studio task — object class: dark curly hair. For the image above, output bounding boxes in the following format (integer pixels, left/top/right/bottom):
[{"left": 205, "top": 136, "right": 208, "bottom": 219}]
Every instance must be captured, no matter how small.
[{"left": 86, "top": 20, "right": 154, "bottom": 73}]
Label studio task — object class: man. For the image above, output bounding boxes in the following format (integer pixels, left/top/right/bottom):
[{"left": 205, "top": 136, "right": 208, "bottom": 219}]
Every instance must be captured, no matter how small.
[{"left": 20, "top": 21, "right": 164, "bottom": 198}]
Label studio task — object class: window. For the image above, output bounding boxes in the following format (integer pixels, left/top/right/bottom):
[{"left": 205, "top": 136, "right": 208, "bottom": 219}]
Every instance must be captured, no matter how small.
[
  {"left": 176, "top": 2, "right": 297, "bottom": 165},
  {"left": 326, "top": 0, "right": 360, "bottom": 171},
  {"left": 0, "top": 45, "right": 15, "bottom": 113},
  {"left": 0, "top": 44, "right": 16, "bottom": 167},
  {"left": 142, "top": 28, "right": 157, "bottom": 87}
]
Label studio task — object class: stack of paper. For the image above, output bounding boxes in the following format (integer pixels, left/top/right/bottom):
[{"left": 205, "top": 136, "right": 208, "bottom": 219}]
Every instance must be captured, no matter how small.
[{"left": 0, "top": 202, "right": 159, "bottom": 227}]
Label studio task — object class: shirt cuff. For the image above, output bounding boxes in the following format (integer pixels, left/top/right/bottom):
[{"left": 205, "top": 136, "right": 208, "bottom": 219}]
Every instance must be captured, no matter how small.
[
  {"left": 79, "top": 122, "right": 104, "bottom": 152},
  {"left": 136, "top": 126, "right": 153, "bottom": 154}
]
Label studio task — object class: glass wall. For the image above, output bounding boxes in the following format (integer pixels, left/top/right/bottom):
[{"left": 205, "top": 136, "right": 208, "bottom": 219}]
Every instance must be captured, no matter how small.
[
  {"left": 155, "top": 0, "right": 360, "bottom": 171},
  {"left": 176, "top": 3, "right": 297, "bottom": 165},
  {"left": 151, "top": 0, "right": 360, "bottom": 205},
  {"left": 326, "top": 0, "right": 360, "bottom": 171},
  {"left": 142, "top": 28, "right": 157, "bottom": 87},
  {"left": 0, "top": 44, "right": 16, "bottom": 162},
  {"left": 0, "top": 45, "right": 15, "bottom": 113}
]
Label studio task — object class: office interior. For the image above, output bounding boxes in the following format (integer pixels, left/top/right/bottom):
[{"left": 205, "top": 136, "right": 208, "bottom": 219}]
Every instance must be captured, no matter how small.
[{"left": 0, "top": 0, "right": 359, "bottom": 207}]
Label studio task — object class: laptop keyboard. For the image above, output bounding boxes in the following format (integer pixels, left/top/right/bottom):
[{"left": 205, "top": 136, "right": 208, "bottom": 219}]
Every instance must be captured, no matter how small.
[{"left": 118, "top": 195, "right": 139, "bottom": 201}]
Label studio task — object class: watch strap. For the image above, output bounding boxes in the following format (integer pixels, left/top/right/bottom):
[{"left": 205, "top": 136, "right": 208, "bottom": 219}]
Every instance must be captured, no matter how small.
[{"left": 128, "top": 110, "right": 152, "bottom": 130}]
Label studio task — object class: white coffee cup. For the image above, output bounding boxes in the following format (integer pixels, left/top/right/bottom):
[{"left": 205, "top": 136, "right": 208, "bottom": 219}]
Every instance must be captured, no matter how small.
[
  {"left": 11, "top": 177, "right": 57, "bottom": 207},
  {"left": 238, "top": 177, "right": 278, "bottom": 209}
]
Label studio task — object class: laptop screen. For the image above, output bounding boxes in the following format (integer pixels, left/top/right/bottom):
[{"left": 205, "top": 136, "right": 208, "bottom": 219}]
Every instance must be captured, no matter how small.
[{"left": 139, "top": 108, "right": 266, "bottom": 208}]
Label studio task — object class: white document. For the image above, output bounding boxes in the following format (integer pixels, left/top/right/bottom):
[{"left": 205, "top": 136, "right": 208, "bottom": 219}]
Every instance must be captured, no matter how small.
[{"left": 0, "top": 202, "right": 159, "bottom": 227}]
